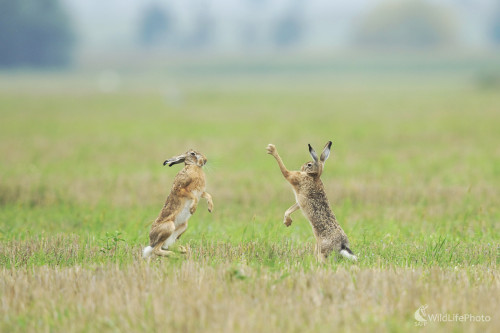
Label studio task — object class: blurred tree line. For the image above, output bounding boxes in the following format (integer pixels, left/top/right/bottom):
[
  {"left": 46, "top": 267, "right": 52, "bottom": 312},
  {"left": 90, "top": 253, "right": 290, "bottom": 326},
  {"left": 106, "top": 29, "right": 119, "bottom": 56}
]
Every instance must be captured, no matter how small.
[
  {"left": 492, "top": 3, "right": 500, "bottom": 45},
  {"left": 0, "top": 0, "right": 74, "bottom": 68},
  {"left": 136, "top": 0, "right": 500, "bottom": 51},
  {"left": 2, "top": 0, "right": 500, "bottom": 69},
  {"left": 137, "top": 0, "right": 304, "bottom": 49},
  {"left": 138, "top": 3, "right": 171, "bottom": 47},
  {"left": 353, "top": 0, "right": 457, "bottom": 49}
]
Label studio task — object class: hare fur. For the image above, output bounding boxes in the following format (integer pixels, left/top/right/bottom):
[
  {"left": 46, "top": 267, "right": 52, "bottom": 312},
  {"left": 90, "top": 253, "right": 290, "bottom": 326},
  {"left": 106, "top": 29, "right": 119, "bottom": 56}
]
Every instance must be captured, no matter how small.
[
  {"left": 143, "top": 149, "right": 213, "bottom": 258},
  {"left": 267, "top": 141, "right": 357, "bottom": 262}
]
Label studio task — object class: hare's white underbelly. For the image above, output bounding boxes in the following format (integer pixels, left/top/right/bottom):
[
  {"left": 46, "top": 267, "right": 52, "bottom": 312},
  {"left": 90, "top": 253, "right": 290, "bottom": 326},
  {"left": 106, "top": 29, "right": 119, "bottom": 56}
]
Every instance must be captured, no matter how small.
[
  {"left": 293, "top": 190, "right": 299, "bottom": 204},
  {"left": 293, "top": 189, "right": 313, "bottom": 220},
  {"left": 162, "top": 190, "right": 202, "bottom": 250},
  {"left": 174, "top": 203, "right": 191, "bottom": 226},
  {"left": 174, "top": 190, "right": 202, "bottom": 226},
  {"left": 293, "top": 190, "right": 306, "bottom": 211}
]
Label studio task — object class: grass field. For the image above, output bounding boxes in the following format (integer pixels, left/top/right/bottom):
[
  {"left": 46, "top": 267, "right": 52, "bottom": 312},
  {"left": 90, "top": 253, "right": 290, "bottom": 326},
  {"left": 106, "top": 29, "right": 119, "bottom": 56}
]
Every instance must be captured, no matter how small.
[{"left": 0, "top": 59, "right": 499, "bottom": 332}]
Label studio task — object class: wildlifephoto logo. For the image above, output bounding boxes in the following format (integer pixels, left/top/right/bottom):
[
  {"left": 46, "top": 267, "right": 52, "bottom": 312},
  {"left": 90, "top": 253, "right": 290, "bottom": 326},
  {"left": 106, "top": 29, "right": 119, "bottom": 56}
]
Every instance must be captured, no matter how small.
[
  {"left": 414, "top": 304, "right": 429, "bottom": 324},
  {"left": 414, "top": 304, "right": 491, "bottom": 327}
]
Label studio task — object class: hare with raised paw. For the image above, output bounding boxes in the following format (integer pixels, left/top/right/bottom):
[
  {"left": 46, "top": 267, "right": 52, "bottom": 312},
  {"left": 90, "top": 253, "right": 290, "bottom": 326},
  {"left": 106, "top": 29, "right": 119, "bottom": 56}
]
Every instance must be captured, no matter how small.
[{"left": 267, "top": 141, "right": 357, "bottom": 262}]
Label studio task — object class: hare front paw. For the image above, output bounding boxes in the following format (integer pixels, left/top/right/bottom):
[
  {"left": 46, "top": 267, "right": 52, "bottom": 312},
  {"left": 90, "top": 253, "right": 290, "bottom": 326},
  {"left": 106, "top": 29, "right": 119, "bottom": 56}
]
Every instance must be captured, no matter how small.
[
  {"left": 284, "top": 216, "right": 292, "bottom": 227},
  {"left": 190, "top": 205, "right": 197, "bottom": 214},
  {"left": 266, "top": 144, "right": 277, "bottom": 155}
]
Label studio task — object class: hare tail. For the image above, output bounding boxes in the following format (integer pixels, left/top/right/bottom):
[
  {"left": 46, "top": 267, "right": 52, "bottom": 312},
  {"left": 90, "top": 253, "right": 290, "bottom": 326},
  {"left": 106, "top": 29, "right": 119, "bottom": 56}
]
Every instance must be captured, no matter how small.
[
  {"left": 340, "top": 245, "right": 357, "bottom": 261},
  {"left": 142, "top": 246, "right": 154, "bottom": 259}
]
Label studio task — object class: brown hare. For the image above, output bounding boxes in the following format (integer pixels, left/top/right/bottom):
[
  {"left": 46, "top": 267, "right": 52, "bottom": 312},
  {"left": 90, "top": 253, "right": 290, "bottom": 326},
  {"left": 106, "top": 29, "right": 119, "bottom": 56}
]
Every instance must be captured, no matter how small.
[
  {"left": 143, "top": 149, "right": 213, "bottom": 258},
  {"left": 267, "top": 141, "right": 357, "bottom": 262}
]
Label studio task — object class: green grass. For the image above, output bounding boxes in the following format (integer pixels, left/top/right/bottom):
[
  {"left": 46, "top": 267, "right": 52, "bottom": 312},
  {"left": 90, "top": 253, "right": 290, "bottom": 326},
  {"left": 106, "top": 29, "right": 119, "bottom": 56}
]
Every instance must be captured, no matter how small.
[{"left": 0, "top": 66, "right": 499, "bottom": 332}]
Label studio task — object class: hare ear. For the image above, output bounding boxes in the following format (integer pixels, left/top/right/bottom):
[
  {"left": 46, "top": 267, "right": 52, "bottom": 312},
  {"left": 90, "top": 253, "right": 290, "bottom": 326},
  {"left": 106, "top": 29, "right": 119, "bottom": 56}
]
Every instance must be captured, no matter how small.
[
  {"left": 320, "top": 141, "right": 332, "bottom": 162},
  {"left": 308, "top": 144, "right": 318, "bottom": 162},
  {"left": 163, "top": 155, "right": 186, "bottom": 167}
]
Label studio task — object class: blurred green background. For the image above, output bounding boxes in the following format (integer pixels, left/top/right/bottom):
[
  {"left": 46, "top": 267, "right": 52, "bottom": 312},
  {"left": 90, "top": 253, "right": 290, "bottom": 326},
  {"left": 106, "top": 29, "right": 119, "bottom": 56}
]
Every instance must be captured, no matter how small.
[{"left": 0, "top": 0, "right": 499, "bottom": 266}]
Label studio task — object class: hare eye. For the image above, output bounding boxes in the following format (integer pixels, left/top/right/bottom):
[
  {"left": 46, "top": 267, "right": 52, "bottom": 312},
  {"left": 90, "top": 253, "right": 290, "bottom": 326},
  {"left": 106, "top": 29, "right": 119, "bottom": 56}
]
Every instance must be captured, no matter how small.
[
  {"left": 307, "top": 163, "right": 312, "bottom": 167},
  {"left": 190, "top": 152, "right": 196, "bottom": 156}
]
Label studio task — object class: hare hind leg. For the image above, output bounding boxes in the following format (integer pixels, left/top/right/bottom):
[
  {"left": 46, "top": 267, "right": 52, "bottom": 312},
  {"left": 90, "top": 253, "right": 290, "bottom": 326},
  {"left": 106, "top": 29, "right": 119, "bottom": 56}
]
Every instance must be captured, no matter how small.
[
  {"left": 315, "top": 242, "right": 327, "bottom": 264},
  {"left": 151, "top": 221, "right": 176, "bottom": 257},
  {"left": 162, "top": 222, "right": 188, "bottom": 253},
  {"left": 315, "top": 238, "right": 335, "bottom": 263},
  {"left": 175, "top": 223, "right": 189, "bottom": 254},
  {"left": 153, "top": 244, "right": 174, "bottom": 257}
]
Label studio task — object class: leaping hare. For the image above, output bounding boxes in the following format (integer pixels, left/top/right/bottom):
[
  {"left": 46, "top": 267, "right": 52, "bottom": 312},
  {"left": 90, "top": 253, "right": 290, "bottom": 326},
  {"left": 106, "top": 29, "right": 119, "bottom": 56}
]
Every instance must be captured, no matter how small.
[
  {"left": 143, "top": 149, "right": 213, "bottom": 258},
  {"left": 267, "top": 141, "right": 357, "bottom": 262}
]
